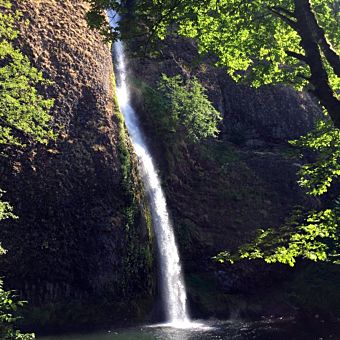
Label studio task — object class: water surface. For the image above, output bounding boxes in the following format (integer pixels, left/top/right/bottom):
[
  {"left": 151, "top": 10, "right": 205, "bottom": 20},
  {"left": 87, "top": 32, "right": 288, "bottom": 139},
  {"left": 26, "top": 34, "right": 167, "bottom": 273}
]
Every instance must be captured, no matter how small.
[{"left": 39, "top": 318, "right": 328, "bottom": 340}]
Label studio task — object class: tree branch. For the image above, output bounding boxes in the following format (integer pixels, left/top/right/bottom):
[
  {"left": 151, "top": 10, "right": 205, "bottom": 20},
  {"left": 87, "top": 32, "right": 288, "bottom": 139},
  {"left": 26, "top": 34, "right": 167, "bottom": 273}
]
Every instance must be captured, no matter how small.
[
  {"left": 297, "top": 73, "right": 311, "bottom": 81},
  {"left": 272, "top": 6, "right": 295, "bottom": 19},
  {"left": 143, "top": 0, "right": 183, "bottom": 55},
  {"left": 285, "top": 50, "right": 307, "bottom": 62},
  {"left": 304, "top": 1, "right": 340, "bottom": 76},
  {"left": 267, "top": 6, "right": 297, "bottom": 29}
]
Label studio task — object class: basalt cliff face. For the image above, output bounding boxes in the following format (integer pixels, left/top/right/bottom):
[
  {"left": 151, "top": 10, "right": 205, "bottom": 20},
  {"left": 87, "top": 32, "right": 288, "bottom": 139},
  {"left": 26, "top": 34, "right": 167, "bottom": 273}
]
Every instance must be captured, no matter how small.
[{"left": 0, "top": 0, "right": 155, "bottom": 331}]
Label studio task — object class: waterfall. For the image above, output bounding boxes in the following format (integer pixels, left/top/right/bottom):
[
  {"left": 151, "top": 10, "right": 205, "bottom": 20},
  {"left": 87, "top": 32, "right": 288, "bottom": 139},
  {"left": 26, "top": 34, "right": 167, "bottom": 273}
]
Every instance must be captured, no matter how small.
[{"left": 109, "top": 11, "right": 190, "bottom": 326}]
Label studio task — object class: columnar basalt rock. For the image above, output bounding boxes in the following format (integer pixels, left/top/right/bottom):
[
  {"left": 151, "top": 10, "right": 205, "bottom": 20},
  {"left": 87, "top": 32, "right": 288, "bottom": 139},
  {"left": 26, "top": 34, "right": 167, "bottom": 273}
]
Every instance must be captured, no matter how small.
[{"left": 0, "top": 0, "right": 155, "bottom": 328}]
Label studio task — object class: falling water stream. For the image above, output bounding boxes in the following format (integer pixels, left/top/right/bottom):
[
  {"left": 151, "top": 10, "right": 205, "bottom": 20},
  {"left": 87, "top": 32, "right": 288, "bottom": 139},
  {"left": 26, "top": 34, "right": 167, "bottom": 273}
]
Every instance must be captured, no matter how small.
[{"left": 109, "top": 11, "right": 190, "bottom": 327}]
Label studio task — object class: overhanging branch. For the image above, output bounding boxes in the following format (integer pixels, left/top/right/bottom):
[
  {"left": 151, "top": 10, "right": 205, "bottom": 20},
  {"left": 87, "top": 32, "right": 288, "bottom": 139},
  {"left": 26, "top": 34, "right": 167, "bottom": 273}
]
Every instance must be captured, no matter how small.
[
  {"left": 272, "top": 6, "right": 295, "bottom": 19},
  {"left": 267, "top": 6, "right": 297, "bottom": 29},
  {"left": 286, "top": 50, "right": 307, "bottom": 62}
]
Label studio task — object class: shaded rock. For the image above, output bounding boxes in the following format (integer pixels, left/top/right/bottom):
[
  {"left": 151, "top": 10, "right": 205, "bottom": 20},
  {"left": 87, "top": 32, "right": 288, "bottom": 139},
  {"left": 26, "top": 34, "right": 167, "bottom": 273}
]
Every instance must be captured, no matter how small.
[
  {"left": 128, "top": 37, "right": 322, "bottom": 145},
  {"left": 0, "top": 0, "right": 155, "bottom": 330}
]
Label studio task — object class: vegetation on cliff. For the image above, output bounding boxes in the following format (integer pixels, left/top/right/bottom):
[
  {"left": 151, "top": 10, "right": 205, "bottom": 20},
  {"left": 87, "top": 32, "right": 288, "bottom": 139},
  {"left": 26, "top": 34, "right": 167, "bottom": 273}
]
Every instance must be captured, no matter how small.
[
  {"left": 0, "top": 1, "right": 55, "bottom": 149},
  {"left": 144, "top": 74, "right": 221, "bottom": 144},
  {"left": 111, "top": 74, "right": 155, "bottom": 299}
]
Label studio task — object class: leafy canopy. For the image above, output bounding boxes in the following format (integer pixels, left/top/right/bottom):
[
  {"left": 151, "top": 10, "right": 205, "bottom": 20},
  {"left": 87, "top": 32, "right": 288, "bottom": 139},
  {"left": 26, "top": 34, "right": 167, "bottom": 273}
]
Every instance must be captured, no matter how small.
[
  {"left": 87, "top": 0, "right": 339, "bottom": 89},
  {"left": 291, "top": 120, "right": 340, "bottom": 196},
  {"left": 215, "top": 206, "right": 340, "bottom": 267},
  {"left": 156, "top": 0, "right": 308, "bottom": 88},
  {"left": 0, "top": 278, "right": 34, "bottom": 340}
]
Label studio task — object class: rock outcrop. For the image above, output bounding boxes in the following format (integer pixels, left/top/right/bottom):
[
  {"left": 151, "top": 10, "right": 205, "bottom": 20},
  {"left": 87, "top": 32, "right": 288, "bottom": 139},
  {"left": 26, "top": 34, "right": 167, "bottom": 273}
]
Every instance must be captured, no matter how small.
[{"left": 0, "top": 0, "right": 155, "bottom": 331}]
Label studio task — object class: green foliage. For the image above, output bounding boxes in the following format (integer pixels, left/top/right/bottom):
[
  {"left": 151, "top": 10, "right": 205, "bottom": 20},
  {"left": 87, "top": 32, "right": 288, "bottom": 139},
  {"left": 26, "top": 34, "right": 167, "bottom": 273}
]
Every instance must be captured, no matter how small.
[
  {"left": 175, "top": 0, "right": 338, "bottom": 92},
  {"left": 175, "top": 0, "right": 308, "bottom": 89},
  {"left": 0, "top": 0, "right": 55, "bottom": 148},
  {"left": 145, "top": 74, "right": 221, "bottom": 144},
  {"left": 215, "top": 206, "right": 339, "bottom": 267},
  {"left": 290, "top": 120, "right": 340, "bottom": 196},
  {"left": 0, "top": 189, "right": 16, "bottom": 268},
  {"left": 0, "top": 190, "right": 17, "bottom": 222},
  {"left": 0, "top": 279, "right": 35, "bottom": 340}
]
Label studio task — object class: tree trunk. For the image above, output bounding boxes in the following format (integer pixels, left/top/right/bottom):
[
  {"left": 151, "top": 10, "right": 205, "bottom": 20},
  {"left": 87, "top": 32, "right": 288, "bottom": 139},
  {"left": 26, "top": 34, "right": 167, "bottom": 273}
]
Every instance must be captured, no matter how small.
[{"left": 294, "top": 0, "right": 340, "bottom": 129}]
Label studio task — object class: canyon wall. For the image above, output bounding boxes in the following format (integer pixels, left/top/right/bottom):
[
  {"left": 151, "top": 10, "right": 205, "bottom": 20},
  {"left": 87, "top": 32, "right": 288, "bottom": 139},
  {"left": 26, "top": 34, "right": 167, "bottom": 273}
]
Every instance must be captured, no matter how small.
[{"left": 0, "top": 0, "right": 155, "bottom": 331}]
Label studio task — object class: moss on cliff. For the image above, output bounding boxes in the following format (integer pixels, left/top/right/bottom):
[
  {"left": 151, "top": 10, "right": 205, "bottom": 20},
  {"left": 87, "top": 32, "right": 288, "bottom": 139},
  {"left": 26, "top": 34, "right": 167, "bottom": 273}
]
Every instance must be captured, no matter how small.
[{"left": 111, "top": 73, "right": 155, "bottom": 299}]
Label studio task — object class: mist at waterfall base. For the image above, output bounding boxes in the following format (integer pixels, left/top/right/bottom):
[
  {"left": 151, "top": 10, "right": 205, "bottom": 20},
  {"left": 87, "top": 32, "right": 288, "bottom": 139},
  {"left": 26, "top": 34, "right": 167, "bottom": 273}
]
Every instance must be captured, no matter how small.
[{"left": 40, "top": 318, "right": 321, "bottom": 340}]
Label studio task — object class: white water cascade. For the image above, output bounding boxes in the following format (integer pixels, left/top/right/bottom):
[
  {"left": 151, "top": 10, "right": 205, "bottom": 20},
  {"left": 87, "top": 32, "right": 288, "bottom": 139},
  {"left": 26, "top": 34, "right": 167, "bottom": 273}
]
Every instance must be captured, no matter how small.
[{"left": 109, "top": 12, "right": 190, "bottom": 327}]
